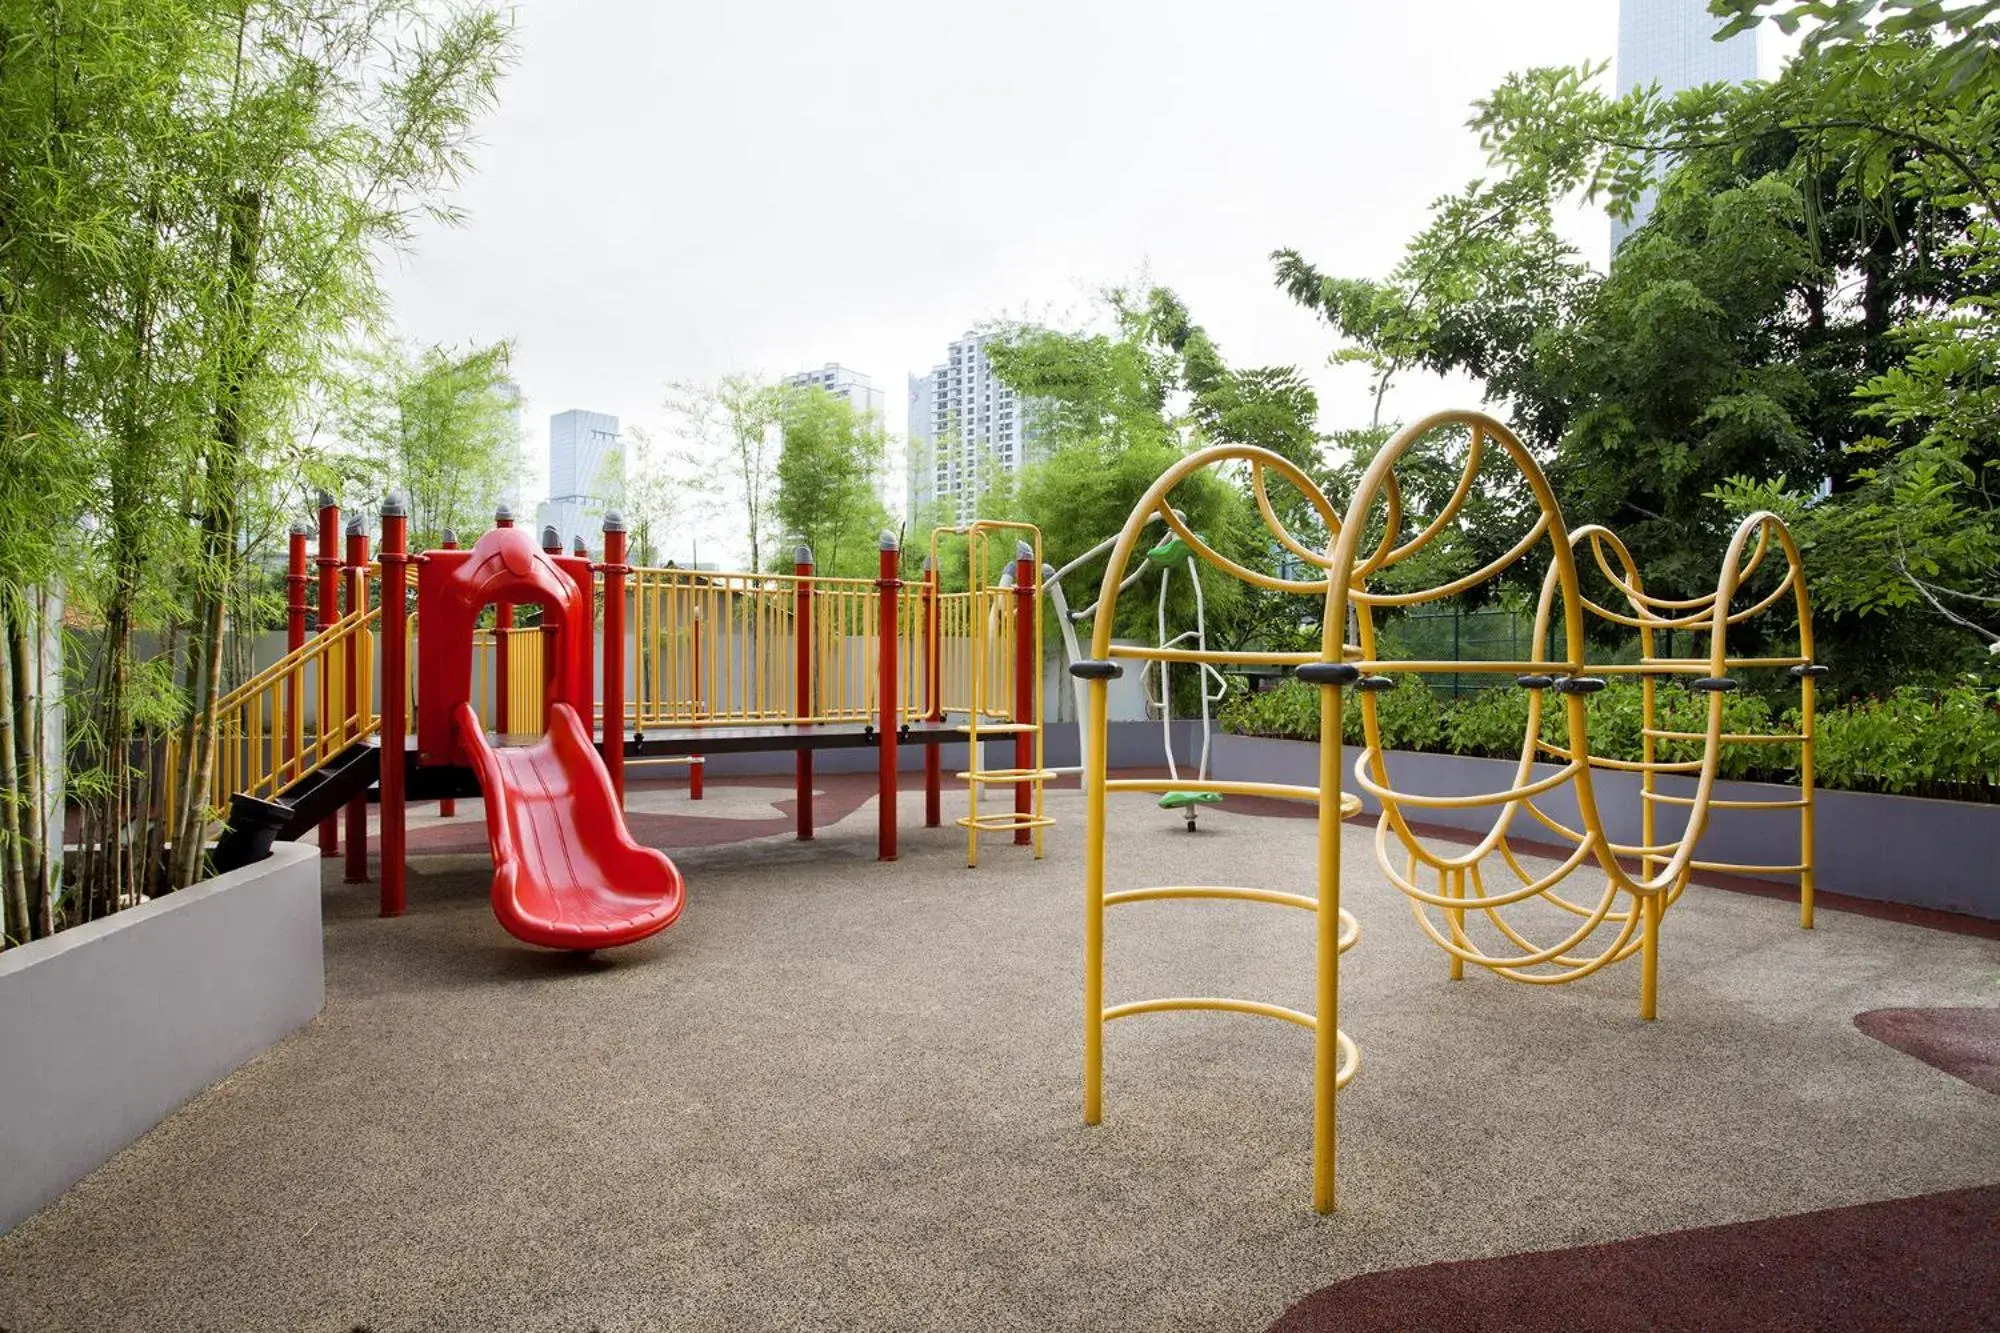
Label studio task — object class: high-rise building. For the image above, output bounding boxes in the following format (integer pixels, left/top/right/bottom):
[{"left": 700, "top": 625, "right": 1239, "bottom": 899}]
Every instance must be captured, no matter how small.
[
  {"left": 1613, "top": 0, "right": 1758, "bottom": 250},
  {"left": 783, "top": 364, "right": 893, "bottom": 509},
  {"left": 539, "top": 408, "right": 621, "bottom": 551},
  {"left": 782, "top": 363, "right": 886, "bottom": 423},
  {"left": 906, "top": 331, "right": 1038, "bottom": 523}
]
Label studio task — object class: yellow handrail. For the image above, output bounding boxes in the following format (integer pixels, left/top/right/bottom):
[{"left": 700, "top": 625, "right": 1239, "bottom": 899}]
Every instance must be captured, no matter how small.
[{"left": 166, "top": 605, "right": 382, "bottom": 824}]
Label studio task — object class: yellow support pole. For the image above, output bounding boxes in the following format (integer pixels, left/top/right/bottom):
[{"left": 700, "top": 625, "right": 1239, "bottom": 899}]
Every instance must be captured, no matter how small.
[
  {"left": 1640, "top": 891, "right": 1661, "bottom": 1021},
  {"left": 1083, "top": 674, "right": 1109, "bottom": 1127},
  {"left": 1446, "top": 866, "right": 1465, "bottom": 981},
  {"left": 1312, "top": 674, "right": 1344, "bottom": 1215},
  {"left": 1799, "top": 667, "right": 1818, "bottom": 930}
]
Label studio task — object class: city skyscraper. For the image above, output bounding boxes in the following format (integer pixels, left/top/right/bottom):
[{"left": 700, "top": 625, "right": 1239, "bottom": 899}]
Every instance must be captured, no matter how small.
[
  {"left": 782, "top": 363, "right": 886, "bottom": 424},
  {"left": 1613, "top": 0, "right": 1758, "bottom": 250},
  {"left": 539, "top": 408, "right": 621, "bottom": 550},
  {"left": 783, "top": 364, "right": 893, "bottom": 508},
  {"left": 906, "top": 331, "right": 1037, "bottom": 522}
]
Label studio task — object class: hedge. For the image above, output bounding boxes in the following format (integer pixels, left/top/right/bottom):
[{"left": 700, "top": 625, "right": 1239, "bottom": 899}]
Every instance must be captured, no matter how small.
[{"left": 1217, "top": 679, "right": 2000, "bottom": 804}]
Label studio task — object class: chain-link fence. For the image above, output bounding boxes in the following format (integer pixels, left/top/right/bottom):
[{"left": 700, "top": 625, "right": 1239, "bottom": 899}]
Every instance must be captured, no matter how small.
[
  {"left": 1379, "top": 607, "right": 1718, "bottom": 697},
  {"left": 1377, "top": 607, "right": 1540, "bottom": 698}
]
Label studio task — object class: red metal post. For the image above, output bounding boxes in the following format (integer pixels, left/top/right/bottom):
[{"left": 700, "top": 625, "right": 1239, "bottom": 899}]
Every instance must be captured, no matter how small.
[
  {"left": 343, "top": 516, "right": 370, "bottom": 884},
  {"left": 794, "top": 543, "right": 814, "bottom": 840},
  {"left": 1013, "top": 542, "right": 1036, "bottom": 844},
  {"left": 877, "top": 531, "right": 901, "bottom": 861},
  {"left": 493, "top": 505, "right": 514, "bottom": 733},
  {"left": 284, "top": 524, "right": 308, "bottom": 784},
  {"left": 601, "top": 514, "right": 628, "bottom": 807},
  {"left": 379, "top": 494, "right": 410, "bottom": 917},
  {"left": 437, "top": 527, "right": 458, "bottom": 817},
  {"left": 923, "top": 557, "right": 942, "bottom": 828},
  {"left": 316, "top": 494, "right": 341, "bottom": 857},
  {"left": 541, "top": 526, "right": 563, "bottom": 728},
  {"left": 689, "top": 608, "right": 705, "bottom": 801}
]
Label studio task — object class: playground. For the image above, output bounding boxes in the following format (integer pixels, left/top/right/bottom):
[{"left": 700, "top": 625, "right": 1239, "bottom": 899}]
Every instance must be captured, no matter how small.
[
  {"left": 0, "top": 780, "right": 1995, "bottom": 1331},
  {"left": 4, "top": 411, "right": 1997, "bottom": 1330}
]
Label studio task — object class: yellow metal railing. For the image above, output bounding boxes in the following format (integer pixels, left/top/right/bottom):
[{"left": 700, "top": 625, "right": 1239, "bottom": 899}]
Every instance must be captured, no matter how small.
[
  {"left": 628, "top": 566, "right": 917, "bottom": 729},
  {"left": 167, "top": 604, "right": 382, "bottom": 823}
]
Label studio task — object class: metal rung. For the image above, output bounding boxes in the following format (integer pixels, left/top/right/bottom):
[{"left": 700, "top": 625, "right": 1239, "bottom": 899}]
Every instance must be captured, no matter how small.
[
  {"left": 958, "top": 809, "right": 1057, "bottom": 829},
  {"left": 1688, "top": 859, "right": 1807, "bottom": 875},
  {"left": 1642, "top": 729, "right": 1806, "bottom": 743},
  {"left": 1640, "top": 789, "right": 1806, "bottom": 809},
  {"left": 1099, "top": 1000, "right": 1362, "bottom": 1089},
  {"left": 956, "top": 767, "right": 1057, "bottom": 784}
]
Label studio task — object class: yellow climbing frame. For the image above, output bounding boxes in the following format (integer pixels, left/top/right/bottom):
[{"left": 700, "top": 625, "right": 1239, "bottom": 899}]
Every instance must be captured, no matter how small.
[
  {"left": 1073, "top": 410, "right": 1822, "bottom": 1214},
  {"left": 930, "top": 520, "right": 1056, "bottom": 867},
  {"left": 1075, "top": 445, "right": 1364, "bottom": 1215}
]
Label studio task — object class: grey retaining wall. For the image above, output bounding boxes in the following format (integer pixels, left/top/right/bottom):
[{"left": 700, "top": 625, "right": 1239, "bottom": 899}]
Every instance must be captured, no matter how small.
[
  {"left": 629, "top": 719, "right": 1203, "bottom": 780},
  {"left": 1212, "top": 734, "right": 1999, "bottom": 921},
  {"left": 0, "top": 843, "right": 324, "bottom": 1234}
]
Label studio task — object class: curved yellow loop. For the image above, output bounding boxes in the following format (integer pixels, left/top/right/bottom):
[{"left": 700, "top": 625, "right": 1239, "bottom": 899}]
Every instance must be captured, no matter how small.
[
  {"left": 1329, "top": 411, "right": 1820, "bottom": 1021},
  {"left": 1250, "top": 460, "right": 1344, "bottom": 570}
]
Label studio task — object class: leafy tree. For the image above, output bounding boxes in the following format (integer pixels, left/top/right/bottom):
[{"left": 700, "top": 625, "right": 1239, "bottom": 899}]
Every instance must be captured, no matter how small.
[
  {"left": 0, "top": 0, "right": 515, "bottom": 933},
  {"left": 621, "top": 425, "right": 701, "bottom": 566},
  {"left": 987, "top": 287, "right": 1327, "bottom": 656},
  {"left": 1277, "top": 2, "right": 2000, "bottom": 680},
  {"left": 352, "top": 339, "right": 523, "bottom": 549},
  {"left": 662, "top": 374, "right": 783, "bottom": 571},
  {"left": 772, "top": 387, "right": 890, "bottom": 578}
]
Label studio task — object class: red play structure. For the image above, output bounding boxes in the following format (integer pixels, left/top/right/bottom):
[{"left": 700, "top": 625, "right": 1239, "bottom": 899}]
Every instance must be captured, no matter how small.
[
  {"left": 200, "top": 496, "right": 1049, "bottom": 954},
  {"left": 415, "top": 521, "right": 684, "bottom": 950}
]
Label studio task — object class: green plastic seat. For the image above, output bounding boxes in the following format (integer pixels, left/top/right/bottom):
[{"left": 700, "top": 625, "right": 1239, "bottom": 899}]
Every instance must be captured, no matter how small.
[
  {"left": 1145, "top": 534, "right": 1199, "bottom": 567},
  {"left": 1157, "top": 790, "right": 1224, "bottom": 810}
]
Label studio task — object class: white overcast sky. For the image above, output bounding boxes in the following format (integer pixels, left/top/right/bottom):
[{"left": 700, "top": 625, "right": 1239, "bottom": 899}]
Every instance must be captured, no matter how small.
[{"left": 381, "top": 1, "right": 1784, "bottom": 565}]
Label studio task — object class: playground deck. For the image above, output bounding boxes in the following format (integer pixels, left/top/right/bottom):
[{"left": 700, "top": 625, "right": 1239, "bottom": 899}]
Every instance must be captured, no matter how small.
[{"left": 2, "top": 782, "right": 1995, "bottom": 1332}]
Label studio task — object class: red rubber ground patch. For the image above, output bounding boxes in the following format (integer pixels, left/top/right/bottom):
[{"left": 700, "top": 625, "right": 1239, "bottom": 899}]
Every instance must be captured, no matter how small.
[
  {"left": 1855, "top": 1007, "right": 2000, "bottom": 1096},
  {"left": 1266, "top": 1185, "right": 2000, "bottom": 1333}
]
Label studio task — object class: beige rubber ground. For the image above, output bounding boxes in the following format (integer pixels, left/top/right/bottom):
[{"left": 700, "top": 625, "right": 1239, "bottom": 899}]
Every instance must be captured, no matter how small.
[{"left": 2, "top": 788, "right": 1994, "bottom": 1332}]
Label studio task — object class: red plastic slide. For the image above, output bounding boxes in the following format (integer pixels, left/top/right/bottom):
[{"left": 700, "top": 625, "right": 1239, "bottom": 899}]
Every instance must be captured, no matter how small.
[{"left": 454, "top": 700, "right": 685, "bottom": 950}]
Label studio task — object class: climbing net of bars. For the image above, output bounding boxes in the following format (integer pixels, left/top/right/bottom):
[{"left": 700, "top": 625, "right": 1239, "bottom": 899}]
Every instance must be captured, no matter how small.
[{"left": 1328, "top": 410, "right": 1823, "bottom": 1019}]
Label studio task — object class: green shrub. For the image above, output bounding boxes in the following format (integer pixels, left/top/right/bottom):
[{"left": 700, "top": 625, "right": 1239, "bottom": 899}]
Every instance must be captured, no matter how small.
[
  {"left": 1216, "top": 675, "right": 1999, "bottom": 802},
  {"left": 1217, "top": 680, "right": 1319, "bottom": 741},
  {"left": 1808, "top": 681, "right": 2000, "bottom": 800}
]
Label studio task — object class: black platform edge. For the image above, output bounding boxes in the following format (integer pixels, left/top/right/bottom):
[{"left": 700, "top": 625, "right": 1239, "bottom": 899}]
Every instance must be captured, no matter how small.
[
  {"left": 1354, "top": 675, "right": 1397, "bottom": 692},
  {"left": 1788, "top": 663, "right": 1832, "bottom": 678},
  {"left": 1690, "top": 677, "right": 1740, "bottom": 693},
  {"left": 1068, "top": 659, "right": 1124, "bottom": 680},
  {"left": 1552, "top": 676, "right": 1607, "bottom": 695},
  {"left": 1516, "top": 674, "right": 1555, "bottom": 690},
  {"left": 208, "top": 792, "right": 295, "bottom": 875}
]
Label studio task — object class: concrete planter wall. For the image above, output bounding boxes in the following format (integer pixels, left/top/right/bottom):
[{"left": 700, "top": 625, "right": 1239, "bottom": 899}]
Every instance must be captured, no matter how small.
[
  {"left": 1212, "top": 733, "right": 1999, "bottom": 921},
  {"left": 638, "top": 719, "right": 1204, "bottom": 780},
  {"left": 0, "top": 842, "right": 324, "bottom": 1234}
]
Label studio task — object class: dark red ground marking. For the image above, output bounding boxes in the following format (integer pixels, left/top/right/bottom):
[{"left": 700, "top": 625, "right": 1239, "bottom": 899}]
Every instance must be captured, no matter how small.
[
  {"left": 1855, "top": 1008, "right": 2000, "bottom": 1096},
  {"left": 1267, "top": 1185, "right": 2000, "bottom": 1333},
  {"left": 403, "top": 772, "right": 882, "bottom": 855}
]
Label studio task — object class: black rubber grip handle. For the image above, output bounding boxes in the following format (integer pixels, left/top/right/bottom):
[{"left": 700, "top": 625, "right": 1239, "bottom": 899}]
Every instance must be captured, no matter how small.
[{"left": 1295, "top": 662, "right": 1361, "bottom": 686}]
